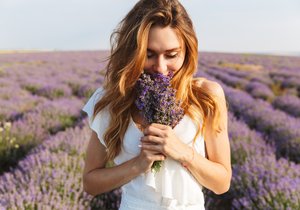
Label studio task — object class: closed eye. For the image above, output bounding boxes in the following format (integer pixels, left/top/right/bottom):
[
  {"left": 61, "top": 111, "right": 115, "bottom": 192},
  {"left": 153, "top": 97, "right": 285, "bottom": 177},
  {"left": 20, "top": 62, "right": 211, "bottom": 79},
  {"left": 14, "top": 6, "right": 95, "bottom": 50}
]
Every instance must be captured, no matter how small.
[
  {"left": 147, "top": 53, "right": 178, "bottom": 59},
  {"left": 165, "top": 54, "right": 178, "bottom": 59},
  {"left": 146, "top": 53, "right": 154, "bottom": 58}
]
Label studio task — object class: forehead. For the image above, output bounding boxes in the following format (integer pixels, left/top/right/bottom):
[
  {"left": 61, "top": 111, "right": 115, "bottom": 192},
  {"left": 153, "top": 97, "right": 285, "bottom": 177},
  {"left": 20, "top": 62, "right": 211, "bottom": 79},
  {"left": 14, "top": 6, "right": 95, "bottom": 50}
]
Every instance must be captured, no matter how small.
[{"left": 147, "top": 25, "right": 183, "bottom": 53}]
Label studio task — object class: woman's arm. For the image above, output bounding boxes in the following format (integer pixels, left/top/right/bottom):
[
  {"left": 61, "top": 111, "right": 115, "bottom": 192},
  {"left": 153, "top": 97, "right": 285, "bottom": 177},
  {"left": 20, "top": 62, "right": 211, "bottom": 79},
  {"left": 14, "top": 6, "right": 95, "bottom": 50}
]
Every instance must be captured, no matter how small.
[
  {"left": 182, "top": 79, "right": 232, "bottom": 194},
  {"left": 82, "top": 131, "right": 141, "bottom": 196}
]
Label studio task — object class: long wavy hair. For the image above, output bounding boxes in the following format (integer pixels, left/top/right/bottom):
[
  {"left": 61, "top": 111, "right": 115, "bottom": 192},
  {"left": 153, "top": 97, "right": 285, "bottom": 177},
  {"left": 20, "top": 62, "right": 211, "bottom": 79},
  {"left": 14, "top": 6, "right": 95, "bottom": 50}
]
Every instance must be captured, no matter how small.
[{"left": 93, "top": 0, "right": 222, "bottom": 162}]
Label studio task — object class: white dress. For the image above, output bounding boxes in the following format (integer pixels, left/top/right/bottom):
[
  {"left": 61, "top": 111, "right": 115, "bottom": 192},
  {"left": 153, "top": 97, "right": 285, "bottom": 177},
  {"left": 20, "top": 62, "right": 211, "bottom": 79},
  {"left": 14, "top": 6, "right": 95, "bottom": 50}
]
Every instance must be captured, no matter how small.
[{"left": 82, "top": 87, "right": 206, "bottom": 210}]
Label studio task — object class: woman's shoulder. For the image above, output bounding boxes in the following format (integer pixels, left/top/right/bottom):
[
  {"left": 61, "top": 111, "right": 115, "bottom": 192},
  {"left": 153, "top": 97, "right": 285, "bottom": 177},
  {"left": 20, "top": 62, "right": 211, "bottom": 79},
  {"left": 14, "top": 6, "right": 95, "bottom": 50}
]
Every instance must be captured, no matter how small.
[{"left": 193, "top": 77, "right": 225, "bottom": 99}]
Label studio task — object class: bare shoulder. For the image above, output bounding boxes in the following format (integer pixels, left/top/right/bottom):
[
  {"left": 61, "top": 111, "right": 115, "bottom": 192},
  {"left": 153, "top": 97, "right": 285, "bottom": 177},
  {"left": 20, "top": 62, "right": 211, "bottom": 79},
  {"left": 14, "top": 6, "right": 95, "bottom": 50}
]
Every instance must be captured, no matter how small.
[{"left": 193, "top": 77, "right": 225, "bottom": 99}]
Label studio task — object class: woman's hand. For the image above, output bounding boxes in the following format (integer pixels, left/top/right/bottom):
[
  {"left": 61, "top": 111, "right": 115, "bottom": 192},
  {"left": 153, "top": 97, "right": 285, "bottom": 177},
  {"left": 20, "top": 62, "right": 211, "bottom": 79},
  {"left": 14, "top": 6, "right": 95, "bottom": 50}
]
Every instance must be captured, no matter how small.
[
  {"left": 140, "top": 123, "right": 190, "bottom": 162},
  {"left": 135, "top": 146, "right": 166, "bottom": 173}
]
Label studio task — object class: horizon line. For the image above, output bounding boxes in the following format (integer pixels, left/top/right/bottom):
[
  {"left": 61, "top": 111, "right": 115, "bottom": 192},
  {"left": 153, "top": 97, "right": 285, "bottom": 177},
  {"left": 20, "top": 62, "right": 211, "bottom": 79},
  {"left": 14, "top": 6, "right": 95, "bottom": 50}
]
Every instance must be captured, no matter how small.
[{"left": 0, "top": 49, "right": 299, "bottom": 57}]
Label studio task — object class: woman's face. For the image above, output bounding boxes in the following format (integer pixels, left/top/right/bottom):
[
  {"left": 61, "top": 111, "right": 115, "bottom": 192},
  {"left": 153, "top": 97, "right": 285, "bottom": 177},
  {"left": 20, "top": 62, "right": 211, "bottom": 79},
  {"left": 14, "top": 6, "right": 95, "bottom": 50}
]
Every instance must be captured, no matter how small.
[{"left": 144, "top": 25, "right": 186, "bottom": 76}]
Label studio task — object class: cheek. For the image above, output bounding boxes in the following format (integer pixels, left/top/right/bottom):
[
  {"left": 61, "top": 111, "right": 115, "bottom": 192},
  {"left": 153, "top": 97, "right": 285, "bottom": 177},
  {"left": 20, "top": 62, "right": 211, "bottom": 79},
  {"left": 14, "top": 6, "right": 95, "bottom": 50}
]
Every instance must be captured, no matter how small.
[
  {"left": 170, "top": 57, "right": 185, "bottom": 71},
  {"left": 143, "top": 61, "right": 151, "bottom": 70}
]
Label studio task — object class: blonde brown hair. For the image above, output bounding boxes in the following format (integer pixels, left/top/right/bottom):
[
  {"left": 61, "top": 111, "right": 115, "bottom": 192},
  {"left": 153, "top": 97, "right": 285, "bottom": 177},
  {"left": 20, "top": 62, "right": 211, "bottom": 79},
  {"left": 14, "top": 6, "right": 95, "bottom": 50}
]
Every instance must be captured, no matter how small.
[{"left": 93, "top": 0, "right": 222, "bottom": 162}]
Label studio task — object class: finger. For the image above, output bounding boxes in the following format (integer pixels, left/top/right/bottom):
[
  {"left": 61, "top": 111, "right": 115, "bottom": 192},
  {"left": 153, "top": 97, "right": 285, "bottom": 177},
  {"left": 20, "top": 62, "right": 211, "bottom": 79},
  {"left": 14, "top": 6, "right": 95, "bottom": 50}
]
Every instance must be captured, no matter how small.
[
  {"left": 141, "top": 149, "right": 167, "bottom": 162},
  {"left": 145, "top": 150, "right": 166, "bottom": 159},
  {"left": 141, "top": 143, "right": 162, "bottom": 153},
  {"left": 141, "top": 135, "right": 162, "bottom": 144},
  {"left": 145, "top": 149, "right": 165, "bottom": 157},
  {"left": 143, "top": 124, "right": 164, "bottom": 137},
  {"left": 150, "top": 123, "right": 170, "bottom": 130},
  {"left": 154, "top": 154, "right": 166, "bottom": 161}
]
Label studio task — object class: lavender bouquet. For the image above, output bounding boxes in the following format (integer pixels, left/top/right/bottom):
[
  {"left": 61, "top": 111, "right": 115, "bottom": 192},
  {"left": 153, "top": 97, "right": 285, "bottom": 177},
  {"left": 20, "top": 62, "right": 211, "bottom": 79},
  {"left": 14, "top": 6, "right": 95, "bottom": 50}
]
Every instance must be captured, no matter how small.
[{"left": 134, "top": 71, "right": 185, "bottom": 173}]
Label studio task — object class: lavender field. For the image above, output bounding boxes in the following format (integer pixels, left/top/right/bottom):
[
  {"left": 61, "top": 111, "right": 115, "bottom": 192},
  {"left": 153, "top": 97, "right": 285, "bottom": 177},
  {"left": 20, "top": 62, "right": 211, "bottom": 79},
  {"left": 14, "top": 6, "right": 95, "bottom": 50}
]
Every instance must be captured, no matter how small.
[{"left": 0, "top": 51, "right": 299, "bottom": 210}]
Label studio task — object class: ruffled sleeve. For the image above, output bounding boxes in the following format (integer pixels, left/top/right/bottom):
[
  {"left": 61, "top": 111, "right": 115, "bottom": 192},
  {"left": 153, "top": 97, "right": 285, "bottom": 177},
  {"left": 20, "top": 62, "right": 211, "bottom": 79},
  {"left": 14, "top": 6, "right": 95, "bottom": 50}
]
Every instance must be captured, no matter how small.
[{"left": 82, "top": 87, "right": 110, "bottom": 147}]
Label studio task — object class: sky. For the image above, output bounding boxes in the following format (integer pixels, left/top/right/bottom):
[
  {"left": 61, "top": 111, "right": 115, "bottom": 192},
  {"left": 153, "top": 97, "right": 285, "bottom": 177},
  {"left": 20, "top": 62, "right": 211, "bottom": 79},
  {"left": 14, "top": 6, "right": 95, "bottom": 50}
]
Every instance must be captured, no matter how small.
[{"left": 1, "top": 0, "right": 300, "bottom": 55}]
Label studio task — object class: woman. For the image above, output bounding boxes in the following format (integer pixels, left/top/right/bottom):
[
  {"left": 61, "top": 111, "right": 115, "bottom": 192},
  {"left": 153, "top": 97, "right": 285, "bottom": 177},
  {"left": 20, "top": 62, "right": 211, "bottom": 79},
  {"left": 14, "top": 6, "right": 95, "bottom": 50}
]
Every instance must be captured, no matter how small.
[{"left": 82, "top": 0, "right": 231, "bottom": 209}]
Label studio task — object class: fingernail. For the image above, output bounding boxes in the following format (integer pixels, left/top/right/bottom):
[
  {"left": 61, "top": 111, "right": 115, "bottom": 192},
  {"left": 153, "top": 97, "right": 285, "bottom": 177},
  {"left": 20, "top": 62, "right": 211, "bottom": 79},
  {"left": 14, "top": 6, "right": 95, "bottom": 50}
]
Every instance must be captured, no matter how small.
[{"left": 138, "top": 144, "right": 142, "bottom": 147}]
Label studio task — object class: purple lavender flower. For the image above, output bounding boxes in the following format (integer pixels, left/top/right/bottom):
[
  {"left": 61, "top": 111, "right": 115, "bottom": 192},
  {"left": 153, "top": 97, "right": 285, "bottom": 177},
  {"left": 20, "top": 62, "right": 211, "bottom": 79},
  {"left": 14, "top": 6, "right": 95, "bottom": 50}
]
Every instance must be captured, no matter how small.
[
  {"left": 134, "top": 71, "right": 185, "bottom": 173},
  {"left": 272, "top": 94, "right": 300, "bottom": 117},
  {"left": 245, "top": 81, "right": 275, "bottom": 100}
]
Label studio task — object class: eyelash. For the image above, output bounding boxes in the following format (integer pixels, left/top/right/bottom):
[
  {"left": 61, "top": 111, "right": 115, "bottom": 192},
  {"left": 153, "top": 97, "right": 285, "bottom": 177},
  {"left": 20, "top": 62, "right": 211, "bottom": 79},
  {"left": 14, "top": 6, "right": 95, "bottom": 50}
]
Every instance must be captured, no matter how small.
[
  {"left": 166, "top": 54, "right": 178, "bottom": 59},
  {"left": 147, "top": 53, "right": 178, "bottom": 59}
]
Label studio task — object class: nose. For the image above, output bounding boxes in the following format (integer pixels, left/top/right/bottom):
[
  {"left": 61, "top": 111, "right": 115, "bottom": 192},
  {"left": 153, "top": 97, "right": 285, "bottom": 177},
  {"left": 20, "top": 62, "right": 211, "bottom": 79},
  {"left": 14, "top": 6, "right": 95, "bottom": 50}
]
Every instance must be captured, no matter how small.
[{"left": 152, "top": 56, "right": 168, "bottom": 75}]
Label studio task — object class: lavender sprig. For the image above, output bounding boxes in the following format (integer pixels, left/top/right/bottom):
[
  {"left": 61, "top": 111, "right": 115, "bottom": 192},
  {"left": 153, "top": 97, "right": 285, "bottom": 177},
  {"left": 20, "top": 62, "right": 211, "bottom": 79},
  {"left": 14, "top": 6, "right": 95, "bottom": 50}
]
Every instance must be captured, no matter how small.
[{"left": 134, "top": 71, "right": 185, "bottom": 173}]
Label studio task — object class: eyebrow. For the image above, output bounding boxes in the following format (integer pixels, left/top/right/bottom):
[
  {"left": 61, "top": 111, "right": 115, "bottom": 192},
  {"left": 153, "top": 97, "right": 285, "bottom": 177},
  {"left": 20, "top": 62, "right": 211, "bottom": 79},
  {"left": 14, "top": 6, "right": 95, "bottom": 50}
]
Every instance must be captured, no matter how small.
[{"left": 147, "top": 47, "right": 181, "bottom": 53}]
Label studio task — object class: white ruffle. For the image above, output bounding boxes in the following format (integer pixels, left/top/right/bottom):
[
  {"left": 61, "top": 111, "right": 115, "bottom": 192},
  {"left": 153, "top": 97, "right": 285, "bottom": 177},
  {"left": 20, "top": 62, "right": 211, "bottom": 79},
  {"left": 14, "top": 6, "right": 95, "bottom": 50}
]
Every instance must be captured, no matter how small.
[
  {"left": 144, "top": 138, "right": 205, "bottom": 206},
  {"left": 82, "top": 87, "right": 110, "bottom": 147}
]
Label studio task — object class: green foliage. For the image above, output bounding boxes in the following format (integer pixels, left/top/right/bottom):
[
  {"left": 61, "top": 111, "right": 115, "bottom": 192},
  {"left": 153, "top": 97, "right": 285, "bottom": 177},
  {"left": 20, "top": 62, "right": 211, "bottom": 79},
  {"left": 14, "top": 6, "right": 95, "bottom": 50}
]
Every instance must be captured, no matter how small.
[
  {"left": 0, "top": 122, "right": 37, "bottom": 174},
  {"left": 270, "top": 82, "right": 283, "bottom": 96},
  {"left": 24, "top": 84, "right": 40, "bottom": 94}
]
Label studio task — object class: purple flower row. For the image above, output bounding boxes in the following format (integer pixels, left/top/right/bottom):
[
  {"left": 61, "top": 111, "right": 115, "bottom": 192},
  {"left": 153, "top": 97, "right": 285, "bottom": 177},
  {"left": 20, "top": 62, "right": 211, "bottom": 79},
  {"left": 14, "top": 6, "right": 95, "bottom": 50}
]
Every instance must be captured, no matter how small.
[
  {"left": 225, "top": 86, "right": 300, "bottom": 163},
  {"left": 205, "top": 68, "right": 248, "bottom": 89},
  {"left": 202, "top": 66, "right": 300, "bottom": 119},
  {"left": 0, "top": 83, "right": 47, "bottom": 122},
  {"left": 199, "top": 52, "right": 300, "bottom": 74},
  {"left": 245, "top": 81, "right": 275, "bottom": 100},
  {"left": 228, "top": 114, "right": 300, "bottom": 209},
  {"left": 232, "top": 155, "right": 300, "bottom": 209},
  {"left": 201, "top": 69, "right": 300, "bottom": 162},
  {"left": 272, "top": 75, "right": 300, "bottom": 89},
  {"left": 199, "top": 52, "right": 300, "bottom": 98},
  {"left": 199, "top": 71, "right": 300, "bottom": 172},
  {"left": 272, "top": 94, "right": 300, "bottom": 118},
  {"left": 0, "top": 51, "right": 107, "bottom": 172},
  {"left": 205, "top": 69, "right": 276, "bottom": 100},
  {"left": 0, "top": 51, "right": 106, "bottom": 122},
  {"left": 0, "top": 122, "right": 121, "bottom": 209},
  {"left": 0, "top": 97, "right": 84, "bottom": 173},
  {"left": 205, "top": 113, "right": 300, "bottom": 209}
]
